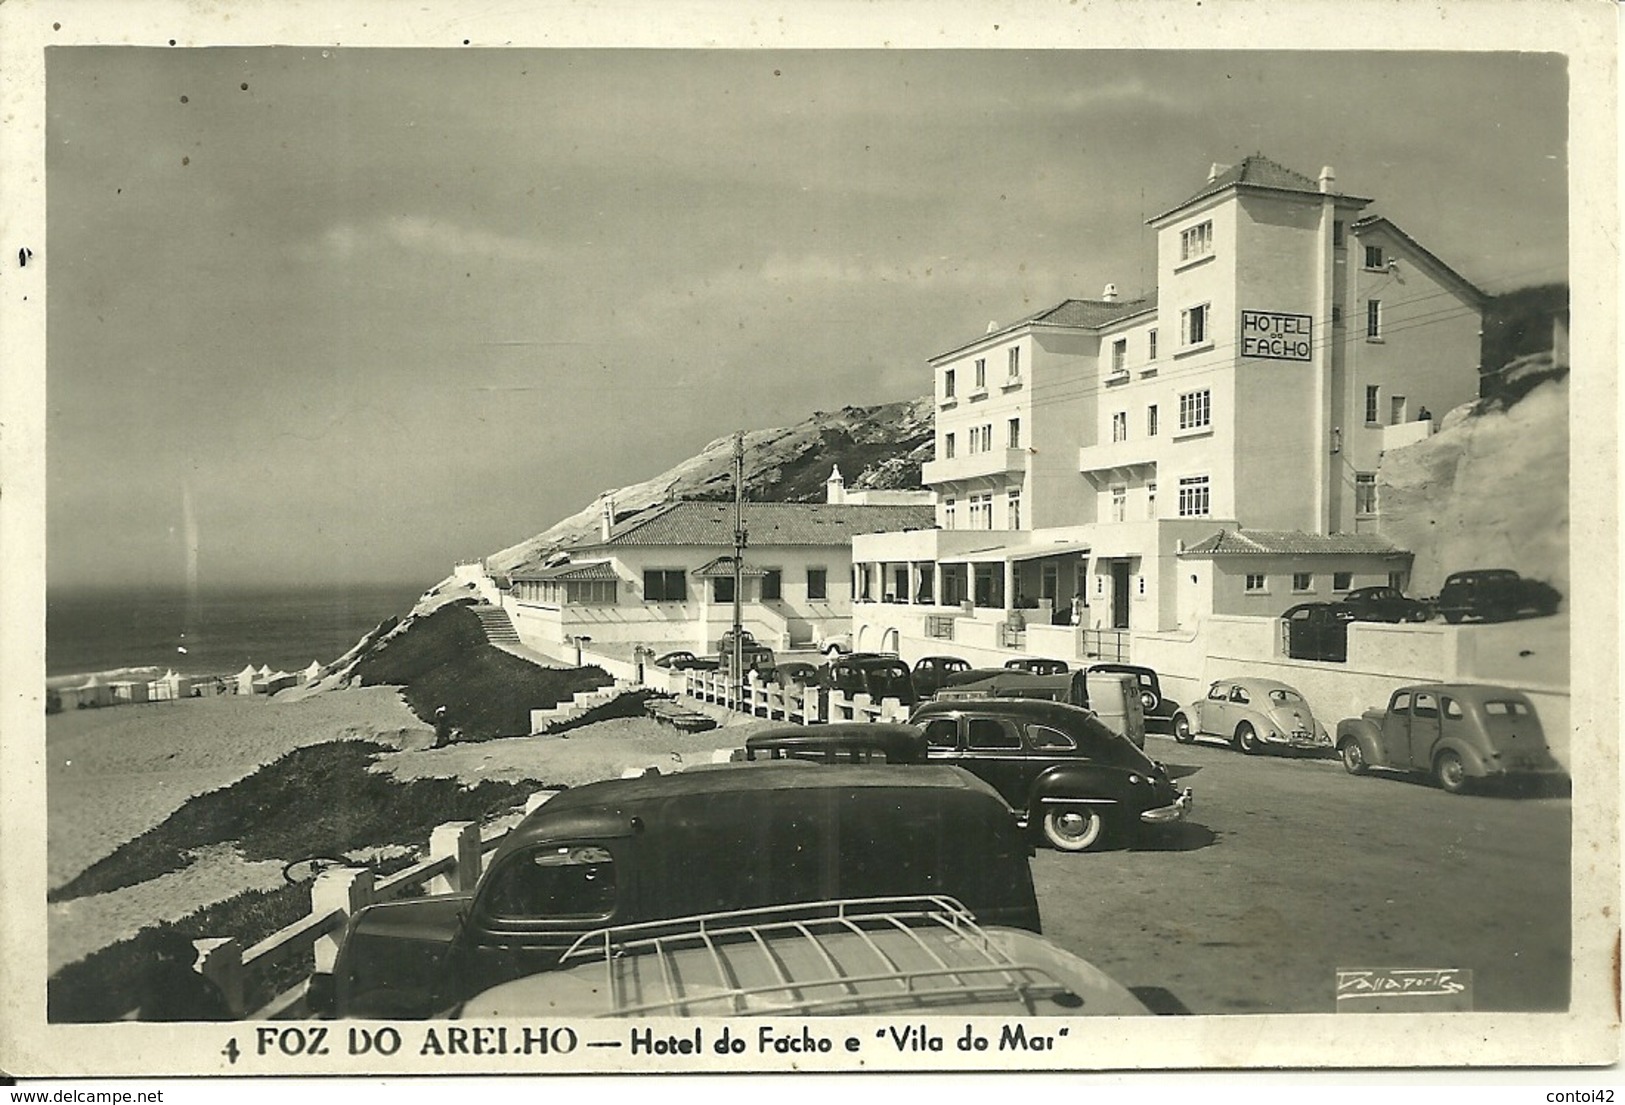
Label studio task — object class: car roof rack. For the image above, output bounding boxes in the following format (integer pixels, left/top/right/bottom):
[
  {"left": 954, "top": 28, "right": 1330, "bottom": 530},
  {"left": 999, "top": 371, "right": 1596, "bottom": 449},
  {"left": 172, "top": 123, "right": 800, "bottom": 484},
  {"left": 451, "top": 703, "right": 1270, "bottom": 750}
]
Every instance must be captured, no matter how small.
[{"left": 551, "top": 895, "right": 1080, "bottom": 1017}]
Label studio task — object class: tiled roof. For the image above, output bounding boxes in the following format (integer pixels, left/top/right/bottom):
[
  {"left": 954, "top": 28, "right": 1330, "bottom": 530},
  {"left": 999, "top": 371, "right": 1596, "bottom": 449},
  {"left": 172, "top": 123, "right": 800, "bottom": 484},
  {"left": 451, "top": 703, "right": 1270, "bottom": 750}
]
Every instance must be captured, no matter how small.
[
  {"left": 512, "top": 560, "right": 620, "bottom": 581},
  {"left": 936, "top": 293, "right": 1157, "bottom": 360},
  {"left": 1180, "top": 529, "right": 1409, "bottom": 557},
  {"left": 1151, "top": 154, "right": 1369, "bottom": 222},
  {"left": 593, "top": 501, "right": 937, "bottom": 547},
  {"left": 690, "top": 556, "right": 770, "bottom": 578}
]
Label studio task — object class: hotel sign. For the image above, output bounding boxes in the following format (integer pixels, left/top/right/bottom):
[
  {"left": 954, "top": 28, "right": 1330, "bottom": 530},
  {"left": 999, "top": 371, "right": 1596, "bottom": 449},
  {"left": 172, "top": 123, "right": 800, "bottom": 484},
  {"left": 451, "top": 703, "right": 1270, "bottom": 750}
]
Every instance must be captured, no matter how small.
[{"left": 1241, "top": 310, "right": 1314, "bottom": 362}]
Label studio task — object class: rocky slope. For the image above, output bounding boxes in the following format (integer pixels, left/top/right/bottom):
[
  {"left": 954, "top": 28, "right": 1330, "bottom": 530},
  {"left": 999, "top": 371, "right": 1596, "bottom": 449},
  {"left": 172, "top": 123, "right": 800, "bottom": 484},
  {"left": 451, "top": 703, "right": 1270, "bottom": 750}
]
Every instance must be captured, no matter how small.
[
  {"left": 482, "top": 396, "right": 934, "bottom": 574},
  {"left": 1377, "top": 368, "right": 1568, "bottom": 596}
]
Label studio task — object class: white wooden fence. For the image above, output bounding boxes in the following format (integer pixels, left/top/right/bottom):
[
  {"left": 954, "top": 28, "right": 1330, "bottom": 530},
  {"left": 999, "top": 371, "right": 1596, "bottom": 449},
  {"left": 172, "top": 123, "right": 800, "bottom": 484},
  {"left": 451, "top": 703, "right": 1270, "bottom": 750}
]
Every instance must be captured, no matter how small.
[
  {"left": 186, "top": 790, "right": 561, "bottom": 1020},
  {"left": 680, "top": 668, "right": 910, "bottom": 725}
]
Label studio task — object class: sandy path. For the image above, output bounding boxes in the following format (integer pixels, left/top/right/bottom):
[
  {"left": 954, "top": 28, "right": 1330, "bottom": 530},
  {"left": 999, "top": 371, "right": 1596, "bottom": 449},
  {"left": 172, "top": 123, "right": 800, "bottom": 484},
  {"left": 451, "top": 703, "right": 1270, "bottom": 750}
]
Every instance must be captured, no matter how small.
[{"left": 47, "top": 686, "right": 425, "bottom": 889}]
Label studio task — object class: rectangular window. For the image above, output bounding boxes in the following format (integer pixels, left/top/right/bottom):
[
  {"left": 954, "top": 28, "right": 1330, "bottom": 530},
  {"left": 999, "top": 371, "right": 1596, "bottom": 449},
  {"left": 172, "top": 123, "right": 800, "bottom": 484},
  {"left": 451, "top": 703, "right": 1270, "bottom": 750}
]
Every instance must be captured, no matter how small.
[
  {"left": 1355, "top": 473, "right": 1378, "bottom": 515},
  {"left": 1007, "top": 488, "right": 1021, "bottom": 530},
  {"left": 943, "top": 368, "right": 955, "bottom": 399},
  {"left": 761, "top": 569, "right": 782, "bottom": 601},
  {"left": 1292, "top": 572, "right": 1314, "bottom": 593},
  {"left": 1111, "top": 411, "right": 1128, "bottom": 443},
  {"left": 1364, "top": 244, "right": 1385, "bottom": 269},
  {"left": 944, "top": 432, "right": 956, "bottom": 459},
  {"left": 1180, "top": 220, "right": 1214, "bottom": 261},
  {"left": 1111, "top": 486, "right": 1127, "bottom": 523},
  {"left": 1333, "top": 571, "right": 1353, "bottom": 591},
  {"left": 943, "top": 499, "right": 956, "bottom": 530},
  {"left": 712, "top": 576, "right": 735, "bottom": 604},
  {"left": 915, "top": 564, "right": 934, "bottom": 604},
  {"left": 565, "top": 580, "right": 617, "bottom": 606},
  {"left": 1332, "top": 305, "right": 1343, "bottom": 326},
  {"left": 1111, "top": 339, "right": 1127, "bottom": 373},
  {"left": 1178, "top": 389, "right": 1212, "bottom": 431},
  {"left": 643, "top": 569, "right": 686, "bottom": 603},
  {"left": 1177, "top": 476, "right": 1211, "bottom": 517},
  {"left": 1390, "top": 396, "right": 1407, "bottom": 424},
  {"left": 1365, "top": 386, "right": 1380, "bottom": 424},
  {"left": 1245, "top": 573, "right": 1268, "bottom": 594},
  {"left": 974, "top": 358, "right": 987, "bottom": 389},
  {"left": 1367, "top": 298, "right": 1382, "bottom": 339},
  {"left": 1181, "top": 303, "right": 1210, "bottom": 347},
  {"left": 1008, "top": 418, "right": 1020, "bottom": 449},
  {"left": 1007, "top": 347, "right": 1020, "bottom": 379},
  {"left": 1148, "top": 329, "right": 1158, "bottom": 360},
  {"left": 1146, "top": 481, "right": 1158, "bottom": 519},
  {"left": 970, "top": 493, "right": 993, "bottom": 530},
  {"left": 806, "top": 567, "right": 827, "bottom": 601},
  {"left": 1147, "top": 404, "right": 1159, "bottom": 437},
  {"left": 1333, "top": 220, "right": 1345, "bottom": 247}
]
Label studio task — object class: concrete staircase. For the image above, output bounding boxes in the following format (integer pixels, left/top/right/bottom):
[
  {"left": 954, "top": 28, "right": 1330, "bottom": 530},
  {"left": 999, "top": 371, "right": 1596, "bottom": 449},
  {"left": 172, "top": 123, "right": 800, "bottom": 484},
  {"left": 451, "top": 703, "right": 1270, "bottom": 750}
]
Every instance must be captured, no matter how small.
[{"left": 471, "top": 603, "right": 521, "bottom": 645}]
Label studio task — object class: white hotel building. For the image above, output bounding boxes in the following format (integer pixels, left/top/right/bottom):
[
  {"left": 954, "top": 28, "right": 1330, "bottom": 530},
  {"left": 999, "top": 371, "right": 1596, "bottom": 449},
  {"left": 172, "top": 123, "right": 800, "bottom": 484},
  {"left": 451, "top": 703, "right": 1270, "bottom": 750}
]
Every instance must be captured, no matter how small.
[{"left": 851, "top": 155, "right": 1487, "bottom": 662}]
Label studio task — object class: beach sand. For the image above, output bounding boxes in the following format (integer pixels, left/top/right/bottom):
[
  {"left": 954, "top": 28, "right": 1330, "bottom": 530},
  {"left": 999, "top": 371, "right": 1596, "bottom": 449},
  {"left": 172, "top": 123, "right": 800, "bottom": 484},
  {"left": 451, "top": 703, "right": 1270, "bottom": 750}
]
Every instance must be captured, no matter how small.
[
  {"left": 47, "top": 686, "right": 427, "bottom": 890},
  {"left": 46, "top": 686, "right": 771, "bottom": 973}
]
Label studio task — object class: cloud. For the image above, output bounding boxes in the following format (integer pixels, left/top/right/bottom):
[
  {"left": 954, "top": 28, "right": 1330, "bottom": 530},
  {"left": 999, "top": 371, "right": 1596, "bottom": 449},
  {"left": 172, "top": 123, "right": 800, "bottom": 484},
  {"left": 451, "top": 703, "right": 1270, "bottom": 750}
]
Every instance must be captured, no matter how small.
[{"left": 299, "top": 216, "right": 552, "bottom": 264}]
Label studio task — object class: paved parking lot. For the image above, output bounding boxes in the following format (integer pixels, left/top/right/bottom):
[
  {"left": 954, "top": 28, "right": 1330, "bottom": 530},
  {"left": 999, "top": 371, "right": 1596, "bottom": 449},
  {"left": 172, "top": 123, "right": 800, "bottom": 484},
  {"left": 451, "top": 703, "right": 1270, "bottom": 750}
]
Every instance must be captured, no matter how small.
[{"left": 1029, "top": 732, "right": 1572, "bottom": 1015}]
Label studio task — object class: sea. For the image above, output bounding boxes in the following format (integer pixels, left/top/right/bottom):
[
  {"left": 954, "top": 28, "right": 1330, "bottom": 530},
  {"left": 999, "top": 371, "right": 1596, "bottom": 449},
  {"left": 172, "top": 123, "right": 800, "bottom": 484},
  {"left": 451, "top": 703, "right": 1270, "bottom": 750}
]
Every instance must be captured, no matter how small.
[{"left": 46, "top": 582, "right": 428, "bottom": 681}]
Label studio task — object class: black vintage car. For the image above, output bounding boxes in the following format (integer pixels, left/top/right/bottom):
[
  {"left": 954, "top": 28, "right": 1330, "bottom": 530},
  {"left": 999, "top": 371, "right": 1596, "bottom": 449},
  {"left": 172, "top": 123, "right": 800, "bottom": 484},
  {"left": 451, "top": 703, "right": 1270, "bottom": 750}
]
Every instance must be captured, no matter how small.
[
  {"left": 1340, "top": 585, "right": 1431, "bottom": 623},
  {"left": 1434, "top": 569, "right": 1562, "bottom": 623},
  {"left": 1281, "top": 601, "right": 1356, "bottom": 662},
  {"left": 1004, "top": 657, "right": 1072, "bottom": 676},
  {"left": 819, "top": 654, "right": 919, "bottom": 706},
  {"left": 909, "top": 699, "right": 1191, "bottom": 853},
  {"left": 322, "top": 763, "right": 1045, "bottom": 1018},
  {"left": 911, "top": 654, "right": 972, "bottom": 698}
]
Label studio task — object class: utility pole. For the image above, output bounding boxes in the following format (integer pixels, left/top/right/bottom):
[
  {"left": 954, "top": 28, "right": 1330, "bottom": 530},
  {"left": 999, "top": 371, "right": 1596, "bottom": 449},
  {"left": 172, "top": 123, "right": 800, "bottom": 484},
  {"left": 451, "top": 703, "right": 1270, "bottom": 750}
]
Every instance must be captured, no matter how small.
[{"left": 731, "top": 431, "right": 746, "bottom": 710}]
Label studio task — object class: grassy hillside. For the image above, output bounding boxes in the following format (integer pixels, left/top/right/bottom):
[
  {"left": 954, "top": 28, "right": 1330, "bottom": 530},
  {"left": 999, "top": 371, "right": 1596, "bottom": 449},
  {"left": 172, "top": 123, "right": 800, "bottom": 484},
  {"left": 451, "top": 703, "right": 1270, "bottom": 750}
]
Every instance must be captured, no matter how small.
[{"left": 352, "top": 602, "right": 610, "bottom": 739}]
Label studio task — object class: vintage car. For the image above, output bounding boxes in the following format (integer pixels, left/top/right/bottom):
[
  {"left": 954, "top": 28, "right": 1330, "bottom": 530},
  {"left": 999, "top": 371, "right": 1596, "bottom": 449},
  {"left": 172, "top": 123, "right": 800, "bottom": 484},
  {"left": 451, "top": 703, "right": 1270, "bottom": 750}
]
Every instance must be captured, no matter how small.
[
  {"left": 321, "top": 763, "right": 1051, "bottom": 1018},
  {"left": 1004, "top": 657, "right": 1072, "bottom": 676},
  {"left": 1434, "top": 569, "right": 1562, "bottom": 623},
  {"left": 1340, "top": 585, "right": 1431, "bottom": 623},
  {"left": 909, "top": 699, "right": 1191, "bottom": 852},
  {"left": 819, "top": 654, "right": 919, "bottom": 706},
  {"left": 1280, "top": 602, "right": 1356, "bottom": 662},
  {"left": 935, "top": 668, "right": 1147, "bottom": 749},
  {"left": 768, "top": 660, "right": 820, "bottom": 687},
  {"left": 743, "top": 723, "right": 927, "bottom": 764},
  {"left": 1085, "top": 662, "right": 1178, "bottom": 733},
  {"left": 652, "top": 649, "right": 716, "bottom": 671},
  {"left": 1171, "top": 677, "right": 1332, "bottom": 755},
  {"left": 459, "top": 895, "right": 1149, "bottom": 1018},
  {"left": 716, "top": 628, "right": 775, "bottom": 674},
  {"left": 1335, "top": 684, "right": 1566, "bottom": 794},
  {"left": 911, "top": 654, "right": 973, "bottom": 697}
]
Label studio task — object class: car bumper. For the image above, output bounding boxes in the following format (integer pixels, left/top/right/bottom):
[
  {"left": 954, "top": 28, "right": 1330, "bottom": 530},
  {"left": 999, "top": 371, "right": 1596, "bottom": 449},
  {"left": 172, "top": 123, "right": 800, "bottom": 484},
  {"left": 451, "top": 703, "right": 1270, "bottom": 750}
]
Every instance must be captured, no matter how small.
[
  {"left": 1140, "top": 787, "right": 1193, "bottom": 824},
  {"left": 1262, "top": 729, "right": 1333, "bottom": 749}
]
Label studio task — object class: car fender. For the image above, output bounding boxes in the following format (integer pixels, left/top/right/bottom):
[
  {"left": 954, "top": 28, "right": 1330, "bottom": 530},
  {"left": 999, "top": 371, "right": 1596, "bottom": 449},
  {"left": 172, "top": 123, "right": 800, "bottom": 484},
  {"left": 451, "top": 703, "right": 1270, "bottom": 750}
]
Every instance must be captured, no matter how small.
[
  {"left": 1433, "top": 735, "right": 1494, "bottom": 778},
  {"left": 1336, "top": 717, "right": 1383, "bottom": 763},
  {"left": 1174, "top": 700, "right": 1203, "bottom": 734},
  {"left": 1027, "top": 763, "right": 1130, "bottom": 821}
]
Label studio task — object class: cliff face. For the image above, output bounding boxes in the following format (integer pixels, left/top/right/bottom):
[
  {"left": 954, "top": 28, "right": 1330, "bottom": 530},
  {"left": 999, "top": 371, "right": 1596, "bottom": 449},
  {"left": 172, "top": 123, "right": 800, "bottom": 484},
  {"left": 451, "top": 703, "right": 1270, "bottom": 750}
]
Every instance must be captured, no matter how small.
[
  {"left": 483, "top": 396, "right": 934, "bottom": 573},
  {"left": 1377, "top": 374, "right": 1568, "bottom": 596}
]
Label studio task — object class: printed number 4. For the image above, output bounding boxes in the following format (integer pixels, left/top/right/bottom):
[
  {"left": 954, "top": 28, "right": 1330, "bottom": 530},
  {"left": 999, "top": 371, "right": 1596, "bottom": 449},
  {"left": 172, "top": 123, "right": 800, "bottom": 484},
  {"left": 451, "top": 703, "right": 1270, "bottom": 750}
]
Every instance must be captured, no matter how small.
[{"left": 222, "top": 1037, "right": 240, "bottom": 1064}]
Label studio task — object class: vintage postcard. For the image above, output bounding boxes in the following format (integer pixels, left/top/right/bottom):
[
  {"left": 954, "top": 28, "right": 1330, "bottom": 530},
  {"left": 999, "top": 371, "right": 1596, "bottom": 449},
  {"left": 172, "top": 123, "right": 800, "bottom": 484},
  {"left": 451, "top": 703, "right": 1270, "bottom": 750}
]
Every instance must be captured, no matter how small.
[{"left": 1, "top": 0, "right": 1617, "bottom": 1084}]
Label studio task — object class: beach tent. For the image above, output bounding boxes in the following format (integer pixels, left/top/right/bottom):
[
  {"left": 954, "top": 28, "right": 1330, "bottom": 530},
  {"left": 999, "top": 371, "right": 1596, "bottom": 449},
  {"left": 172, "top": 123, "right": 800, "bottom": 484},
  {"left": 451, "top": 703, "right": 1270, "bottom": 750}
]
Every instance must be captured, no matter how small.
[
  {"left": 257, "top": 664, "right": 273, "bottom": 678},
  {"left": 235, "top": 664, "right": 258, "bottom": 695},
  {"left": 110, "top": 680, "right": 150, "bottom": 705},
  {"left": 299, "top": 661, "right": 322, "bottom": 684}
]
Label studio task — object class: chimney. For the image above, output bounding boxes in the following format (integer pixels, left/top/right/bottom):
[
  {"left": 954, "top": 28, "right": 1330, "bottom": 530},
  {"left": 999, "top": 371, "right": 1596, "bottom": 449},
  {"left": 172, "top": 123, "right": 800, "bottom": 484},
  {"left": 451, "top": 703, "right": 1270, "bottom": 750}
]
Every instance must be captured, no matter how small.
[
  {"left": 1102, "top": 283, "right": 1119, "bottom": 303},
  {"left": 825, "top": 464, "right": 845, "bottom": 505},
  {"left": 986, "top": 321, "right": 999, "bottom": 334},
  {"left": 1208, "top": 162, "right": 1226, "bottom": 182},
  {"left": 599, "top": 492, "right": 615, "bottom": 540},
  {"left": 1319, "top": 165, "right": 1336, "bottom": 194}
]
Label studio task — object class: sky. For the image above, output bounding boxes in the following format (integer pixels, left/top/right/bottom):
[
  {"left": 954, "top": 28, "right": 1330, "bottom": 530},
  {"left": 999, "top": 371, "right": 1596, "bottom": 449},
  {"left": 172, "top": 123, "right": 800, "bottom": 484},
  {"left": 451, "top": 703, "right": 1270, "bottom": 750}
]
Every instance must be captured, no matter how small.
[{"left": 44, "top": 49, "right": 1568, "bottom": 590}]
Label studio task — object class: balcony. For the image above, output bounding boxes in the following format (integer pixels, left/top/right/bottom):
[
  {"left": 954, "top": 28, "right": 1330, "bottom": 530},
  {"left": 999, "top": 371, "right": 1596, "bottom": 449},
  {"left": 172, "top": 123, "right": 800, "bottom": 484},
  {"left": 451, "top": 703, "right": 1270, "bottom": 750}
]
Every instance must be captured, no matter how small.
[
  {"left": 1077, "top": 438, "right": 1159, "bottom": 481},
  {"left": 922, "top": 447, "right": 1027, "bottom": 486}
]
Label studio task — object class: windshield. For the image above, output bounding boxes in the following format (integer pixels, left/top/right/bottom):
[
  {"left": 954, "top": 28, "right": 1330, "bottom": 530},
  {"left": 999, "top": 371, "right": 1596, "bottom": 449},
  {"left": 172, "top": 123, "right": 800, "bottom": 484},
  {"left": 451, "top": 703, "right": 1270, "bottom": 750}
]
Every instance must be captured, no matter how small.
[{"left": 864, "top": 668, "right": 914, "bottom": 698}]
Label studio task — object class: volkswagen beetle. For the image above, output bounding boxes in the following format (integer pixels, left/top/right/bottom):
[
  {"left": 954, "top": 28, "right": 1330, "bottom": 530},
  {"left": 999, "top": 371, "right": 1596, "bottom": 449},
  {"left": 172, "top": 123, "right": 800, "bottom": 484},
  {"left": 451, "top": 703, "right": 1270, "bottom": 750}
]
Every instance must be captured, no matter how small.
[{"left": 1171, "top": 677, "right": 1331, "bottom": 755}]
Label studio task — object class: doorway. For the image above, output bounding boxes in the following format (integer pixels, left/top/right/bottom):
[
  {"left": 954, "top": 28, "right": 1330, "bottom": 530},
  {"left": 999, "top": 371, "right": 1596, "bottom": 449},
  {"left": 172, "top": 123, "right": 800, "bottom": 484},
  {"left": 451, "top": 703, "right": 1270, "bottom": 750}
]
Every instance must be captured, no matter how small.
[{"left": 1110, "top": 560, "right": 1131, "bottom": 629}]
